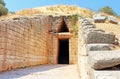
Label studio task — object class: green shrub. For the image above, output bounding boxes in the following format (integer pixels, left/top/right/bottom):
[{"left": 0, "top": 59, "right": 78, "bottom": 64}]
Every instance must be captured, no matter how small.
[
  {"left": 72, "top": 23, "right": 78, "bottom": 35},
  {"left": 70, "top": 14, "right": 79, "bottom": 35},
  {"left": 9, "top": 11, "right": 15, "bottom": 14},
  {"left": 0, "top": 4, "right": 8, "bottom": 16},
  {"left": 0, "top": 0, "right": 5, "bottom": 6},
  {"left": 99, "top": 6, "right": 117, "bottom": 16}
]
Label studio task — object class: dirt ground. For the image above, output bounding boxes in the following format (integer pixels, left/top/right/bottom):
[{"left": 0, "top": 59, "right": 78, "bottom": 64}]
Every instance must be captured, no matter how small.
[{"left": 0, "top": 64, "right": 80, "bottom": 79}]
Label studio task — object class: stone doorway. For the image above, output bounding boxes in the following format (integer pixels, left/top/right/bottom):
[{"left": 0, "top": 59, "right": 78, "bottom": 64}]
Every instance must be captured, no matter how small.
[
  {"left": 50, "top": 18, "right": 77, "bottom": 64},
  {"left": 58, "top": 39, "right": 69, "bottom": 64}
]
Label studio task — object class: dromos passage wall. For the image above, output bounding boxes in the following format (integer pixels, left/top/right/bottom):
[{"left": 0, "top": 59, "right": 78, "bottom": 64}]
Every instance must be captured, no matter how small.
[{"left": 0, "top": 15, "right": 78, "bottom": 72}]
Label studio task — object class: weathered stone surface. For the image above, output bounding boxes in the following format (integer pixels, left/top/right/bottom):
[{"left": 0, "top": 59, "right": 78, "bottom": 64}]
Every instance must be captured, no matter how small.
[
  {"left": 93, "top": 29, "right": 105, "bottom": 33},
  {"left": 80, "top": 18, "right": 105, "bottom": 34},
  {"left": 97, "top": 75, "right": 117, "bottom": 79},
  {"left": 86, "top": 32, "right": 115, "bottom": 44},
  {"left": 91, "top": 69, "right": 120, "bottom": 79},
  {"left": 82, "top": 25, "right": 96, "bottom": 30},
  {"left": 86, "top": 44, "right": 114, "bottom": 51},
  {"left": 118, "top": 22, "right": 120, "bottom": 25},
  {"left": 81, "top": 19, "right": 93, "bottom": 26},
  {"left": 93, "top": 14, "right": 106, "bottom": 20},
  {"left": 0, "top": 16, "right": 50, "bottom": 72},
  {"left": 84, "top": 28, "right": 105, "bottom": 34},
  {"left": 93, "top": 14, "right": 106, "bottom": 23},
  {"left": 86, "top": 18, "right": 93, "bottom": 23},
  {"left": 108, "top": 16, "right": 118, "bottom": 24},
  {"left": 89, "top": 51, "right": 120, "bottom": 69}
]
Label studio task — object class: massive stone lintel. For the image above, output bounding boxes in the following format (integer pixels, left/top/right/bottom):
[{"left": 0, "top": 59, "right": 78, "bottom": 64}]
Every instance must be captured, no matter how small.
[
  {"left": 86, "top": 32, "right": 115, "bottom": 44},
  {"left": 89, "top": 51, "right": 120, "bottom": 69}
]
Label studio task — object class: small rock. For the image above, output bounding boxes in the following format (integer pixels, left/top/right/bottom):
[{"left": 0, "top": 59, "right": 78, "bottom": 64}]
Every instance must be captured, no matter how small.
[
  {"left": 108, "top": 16, "right": 118, "bottom": 24},
  {"left": 81, "top": 19, "right": 92, "bottom": 26},
  {"left": 93, "top": 14, "right": 106, "bottom": 23}
]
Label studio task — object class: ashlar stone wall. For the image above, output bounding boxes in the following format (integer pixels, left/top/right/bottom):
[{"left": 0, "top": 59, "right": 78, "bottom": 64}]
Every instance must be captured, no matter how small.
[{"left": 0, "top": 16, "right": 50, "bottom": 72}]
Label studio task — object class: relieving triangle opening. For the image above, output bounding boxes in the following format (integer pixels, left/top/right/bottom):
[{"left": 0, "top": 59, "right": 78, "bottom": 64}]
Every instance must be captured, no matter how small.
[{"left": 59, "top": 20, "right": 69, "bottom": 32}]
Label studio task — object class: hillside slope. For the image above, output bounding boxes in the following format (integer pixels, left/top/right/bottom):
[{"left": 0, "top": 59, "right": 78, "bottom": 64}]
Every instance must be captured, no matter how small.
[
  {"left": 96, "top": 23, "right": 120, "bottom": 39},
  {"left": 16, "top": 5, "right": 94, "bottom": 18},
  {"left": 95, "top": 23, "right": 120, "bottom": 49},
  {"left": 1, "top": 5, "right": 120, "bottom": 42}
]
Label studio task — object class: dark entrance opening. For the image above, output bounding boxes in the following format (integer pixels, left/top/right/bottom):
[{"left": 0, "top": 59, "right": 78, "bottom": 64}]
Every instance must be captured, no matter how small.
[
  {"left": 59, "top": 21, "right": 69, "bottom": 32},
  {"left": 58, "top": 39, "right": 69, "bottom": 64}
]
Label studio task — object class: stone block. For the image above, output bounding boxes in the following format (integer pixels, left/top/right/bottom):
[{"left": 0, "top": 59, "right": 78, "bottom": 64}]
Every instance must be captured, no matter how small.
[
  {"left": 81, "top": 19, "right": 93, "bottom": 26},
  {"left": 86, "top": 44, "right": 114, "bottom": 51},
  {"left": 82, "top": 25, "right": 96, "bottom": 30},
  {"left": 86, "top": 32, "right": 115, "bottom": 44},
  {"left": 93, "top": 14, "right": 106, "bottom": 23},
  {"left": 97, "top": 75, "right": 117, "bottom": 79},
  {"left": 90, "top": 69, "right": 120, "bottom": 79},
  {"left": 91, "top": 29, "right": 105, "bottom": 33},
  {"left": 108, "top": 16, "right": 118, "bottom": 24},
  {"left": 84, "top": 28, "right": 105, "bottom": 34},
  {"left": 89, "top": 51, "right": 120, "bottom": 69}
]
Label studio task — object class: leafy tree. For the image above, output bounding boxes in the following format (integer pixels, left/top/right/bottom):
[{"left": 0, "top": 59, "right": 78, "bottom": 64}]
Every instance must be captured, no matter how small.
[
  {"left": 0, "top": 4, "right": 8, "bottom": 16},
  {"left": 99, "top": 6, "right": 117, "bottom": 16},
  {"left": 9, "top": 11, "right": 15, "bottom": 14},
  {"left": 0, "top": 0, "right": 8, "bottom": 16},
  {"left": 0, "top": 0, "right": 5, "bottom": 6}
]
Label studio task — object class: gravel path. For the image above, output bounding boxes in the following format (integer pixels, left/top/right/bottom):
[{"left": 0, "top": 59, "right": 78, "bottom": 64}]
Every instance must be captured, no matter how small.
[{"left": 0, "top": 64, "right": 80, "bottom": 79}]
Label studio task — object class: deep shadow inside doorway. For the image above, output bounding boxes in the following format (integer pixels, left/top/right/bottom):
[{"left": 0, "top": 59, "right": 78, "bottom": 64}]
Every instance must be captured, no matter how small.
[{"left": 58, "top": 39, "right": 69, "bottom": 64}]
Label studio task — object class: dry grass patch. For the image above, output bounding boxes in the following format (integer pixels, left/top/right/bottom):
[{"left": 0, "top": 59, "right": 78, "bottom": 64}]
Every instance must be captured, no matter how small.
[
  {"left": 96, "top": 23, "right": 120, "bottom": 49},
  {"left": 16, "top": 5, "right": 94, "bottom": 17}
]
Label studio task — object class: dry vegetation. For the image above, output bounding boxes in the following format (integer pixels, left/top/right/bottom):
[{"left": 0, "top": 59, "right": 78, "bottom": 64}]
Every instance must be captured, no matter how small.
[
  {"left": 0, "top": 14, "right": 23, "bottom": 20},
  {"left": 95, "top": 23, "right": 120, "bottom": 49},
  {"left": 96, "top": 23, "right": 120, "bottom": 39},
  {"left": 16, "top": 5, "right": 94, "bottom": 17}
]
